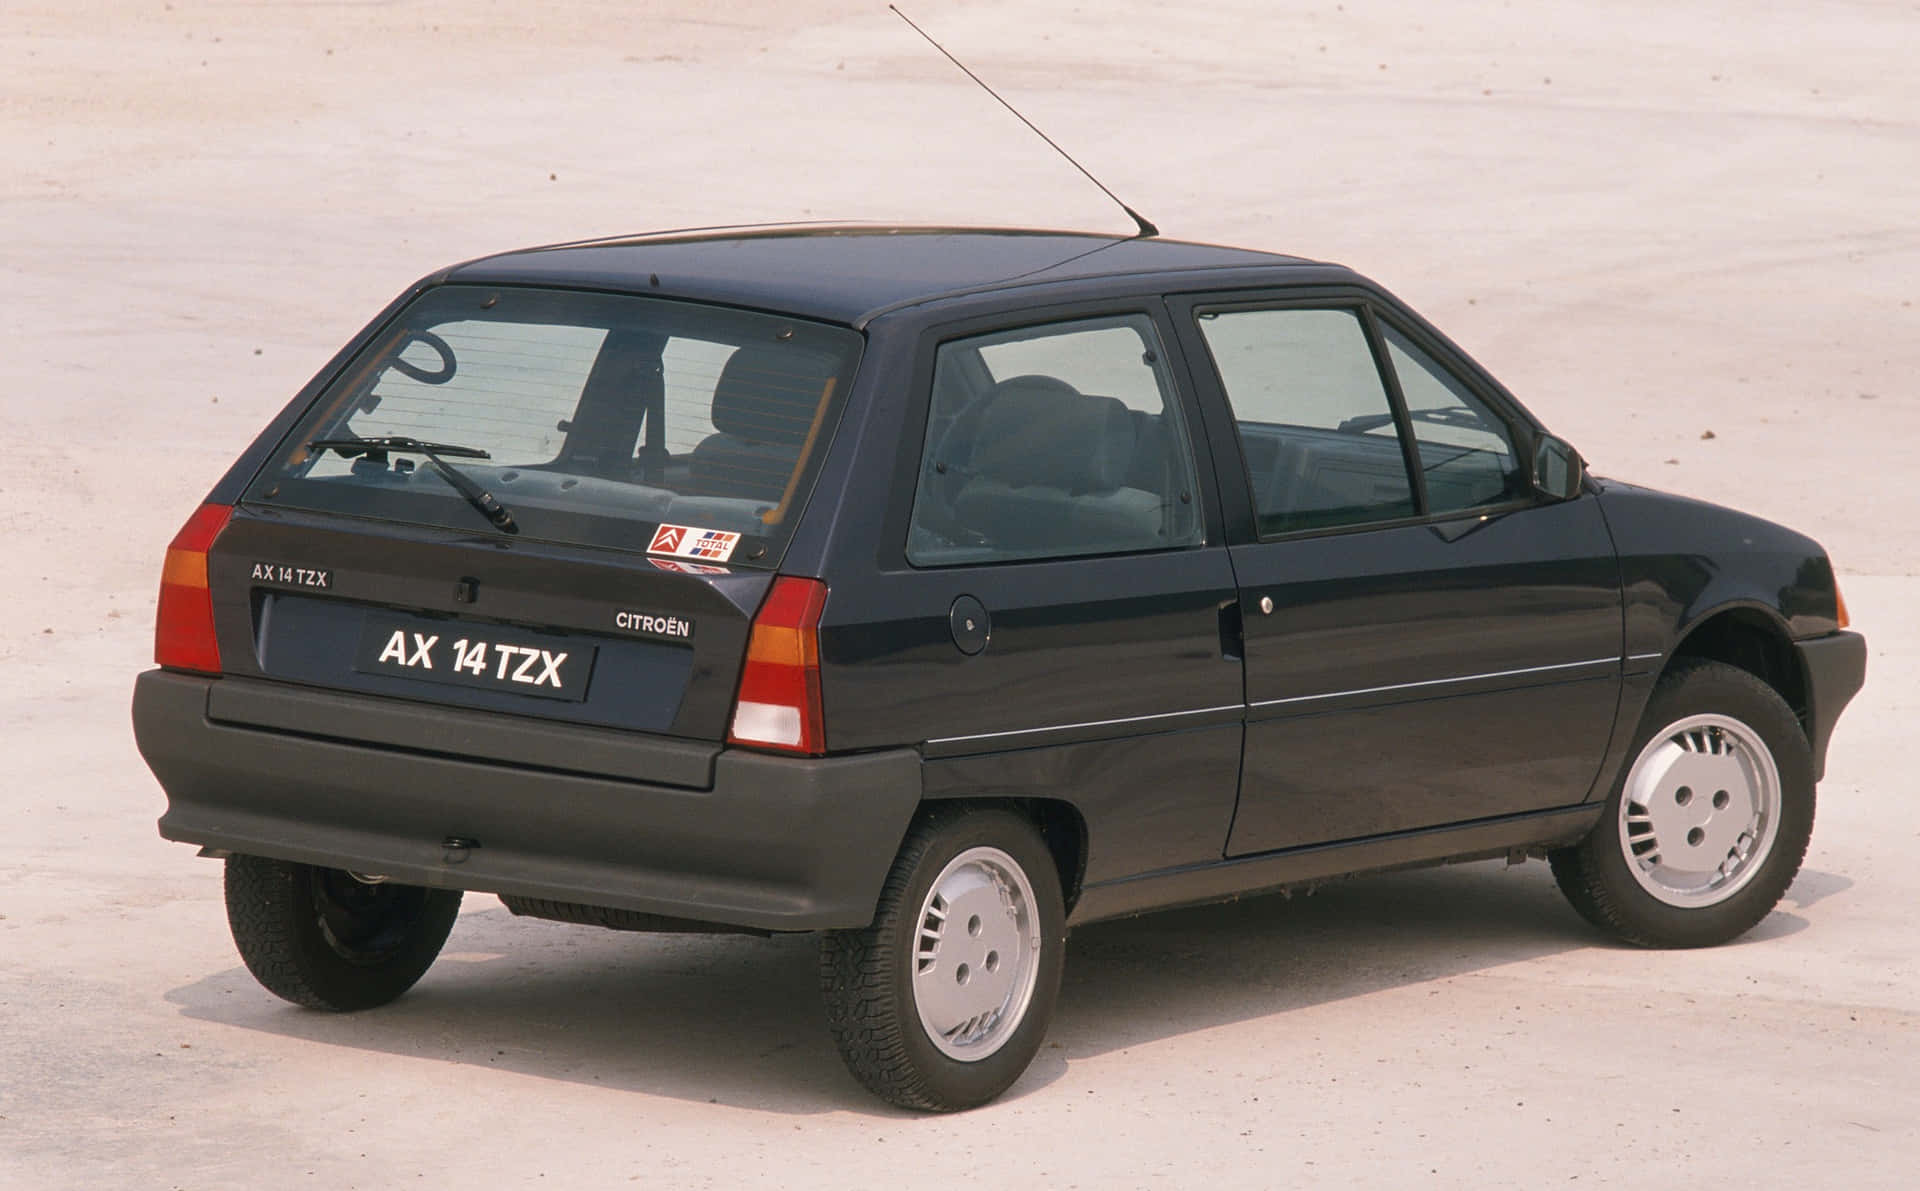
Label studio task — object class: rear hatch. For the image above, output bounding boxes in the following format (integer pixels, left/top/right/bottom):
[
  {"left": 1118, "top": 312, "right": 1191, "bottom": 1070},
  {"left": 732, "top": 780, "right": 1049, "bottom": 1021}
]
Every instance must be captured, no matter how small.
[
  {"left": 207, "top": 282, "right": 861, "bottom": 750},
  {"left": 208, "top": 508, "right": 768, "bottom": 742}
]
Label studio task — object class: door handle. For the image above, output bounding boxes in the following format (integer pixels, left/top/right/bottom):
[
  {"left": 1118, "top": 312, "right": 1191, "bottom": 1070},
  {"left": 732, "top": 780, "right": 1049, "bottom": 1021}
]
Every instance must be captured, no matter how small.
[{"left": 1217, "top": 600, "right": 1243, "bottom": 661}]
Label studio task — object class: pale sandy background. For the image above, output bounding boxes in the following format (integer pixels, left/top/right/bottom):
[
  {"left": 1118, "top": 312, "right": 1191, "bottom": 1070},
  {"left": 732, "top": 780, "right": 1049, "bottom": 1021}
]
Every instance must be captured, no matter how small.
[{"left": 3, "top": 2, "right": 1915, "bottom": 1187}]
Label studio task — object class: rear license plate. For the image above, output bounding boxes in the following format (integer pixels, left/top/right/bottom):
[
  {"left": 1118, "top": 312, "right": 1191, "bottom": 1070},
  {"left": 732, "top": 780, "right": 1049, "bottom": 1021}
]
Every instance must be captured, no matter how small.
[{"left": 353, "top": 615, "right": 596, "bottom": 702}]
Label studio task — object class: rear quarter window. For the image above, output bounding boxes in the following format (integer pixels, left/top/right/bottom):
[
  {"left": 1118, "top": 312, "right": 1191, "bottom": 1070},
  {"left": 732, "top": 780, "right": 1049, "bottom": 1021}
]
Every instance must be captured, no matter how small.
[{"left": 906, "top": 314, "right": 1206, "bottom": 566}]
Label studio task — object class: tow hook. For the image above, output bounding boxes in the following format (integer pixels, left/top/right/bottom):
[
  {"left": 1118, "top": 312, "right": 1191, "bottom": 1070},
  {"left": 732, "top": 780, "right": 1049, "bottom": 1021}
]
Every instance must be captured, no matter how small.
[{"left": 441, "top": 836, "right": 481, "bottom": 865}]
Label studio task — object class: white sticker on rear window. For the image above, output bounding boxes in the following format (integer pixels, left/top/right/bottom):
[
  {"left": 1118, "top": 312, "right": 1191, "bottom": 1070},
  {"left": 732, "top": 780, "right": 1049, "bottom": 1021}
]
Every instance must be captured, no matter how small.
[{"left": 648, "top": 523, "right": 740, "bottom": 562}]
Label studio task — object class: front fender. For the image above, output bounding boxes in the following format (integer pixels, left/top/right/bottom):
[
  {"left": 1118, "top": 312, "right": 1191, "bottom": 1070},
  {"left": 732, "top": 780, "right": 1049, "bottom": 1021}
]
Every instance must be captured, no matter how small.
[
  {"left": 1584, "top": 478, "right": 1852, "bottom": 792},
  {"left": 1591, "top": 479, "right": 1842, "bottom": 660}
]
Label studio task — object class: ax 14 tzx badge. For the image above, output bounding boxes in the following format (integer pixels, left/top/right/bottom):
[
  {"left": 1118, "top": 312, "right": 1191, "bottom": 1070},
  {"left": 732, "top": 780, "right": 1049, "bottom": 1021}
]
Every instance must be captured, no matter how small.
[
  {"left": 251, "top": 561, "right": 331, "bottom": 589},
  {"left": 352, "top": 615, "right": 596, "bottom": 702}
]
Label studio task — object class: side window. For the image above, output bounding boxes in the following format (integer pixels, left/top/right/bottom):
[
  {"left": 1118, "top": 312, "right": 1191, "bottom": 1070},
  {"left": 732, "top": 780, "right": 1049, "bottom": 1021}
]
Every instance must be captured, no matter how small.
[
  {"left": 975, "top": 325, "right": 1168, "bottom": 412},
  {"left": 906, "top": 314, "right": 1205, "bottom": 566},
  {"left": 1195, "top": 307, "right": 1416, "bottom": 535},
  {"left": 1380, "top": 324, "right": 1525, "bottom": 514}
]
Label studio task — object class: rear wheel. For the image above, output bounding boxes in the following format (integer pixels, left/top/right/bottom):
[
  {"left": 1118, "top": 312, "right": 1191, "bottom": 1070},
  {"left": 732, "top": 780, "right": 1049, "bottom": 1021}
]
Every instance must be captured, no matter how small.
[
  {"left": 820, "top": 807, "right": 1065, "bottom": 1111},
  {"left": 225, "top": 855, "right": 462, "bottom": 1010},
  {"left": 1550, "top": 660, "right": 1814, "bottom": 947}
]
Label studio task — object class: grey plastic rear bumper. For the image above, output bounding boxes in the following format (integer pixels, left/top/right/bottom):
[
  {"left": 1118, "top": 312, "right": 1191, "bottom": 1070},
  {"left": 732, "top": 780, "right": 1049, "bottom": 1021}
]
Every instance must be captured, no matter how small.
[{"left": 133, "top": 670, "right": 922, "bottom": 931}]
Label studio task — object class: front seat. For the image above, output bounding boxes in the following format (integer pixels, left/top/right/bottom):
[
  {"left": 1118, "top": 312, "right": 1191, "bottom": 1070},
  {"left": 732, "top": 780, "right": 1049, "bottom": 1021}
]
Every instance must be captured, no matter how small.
[{"left": 686, "top": 344, "right": 839, "bottom": 505}]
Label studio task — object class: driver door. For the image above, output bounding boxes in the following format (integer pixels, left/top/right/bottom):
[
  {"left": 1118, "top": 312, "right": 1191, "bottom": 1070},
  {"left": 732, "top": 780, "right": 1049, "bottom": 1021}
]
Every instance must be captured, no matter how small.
[{"left": 1169, "top": 292, "right": 1625, "bottom": 856}]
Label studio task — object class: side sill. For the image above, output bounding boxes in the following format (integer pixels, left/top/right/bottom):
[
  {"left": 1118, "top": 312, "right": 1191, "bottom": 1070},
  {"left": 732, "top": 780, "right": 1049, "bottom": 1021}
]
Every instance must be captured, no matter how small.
[{"left": 1069, "top": 805, "right": 1601, "bottom": 927}]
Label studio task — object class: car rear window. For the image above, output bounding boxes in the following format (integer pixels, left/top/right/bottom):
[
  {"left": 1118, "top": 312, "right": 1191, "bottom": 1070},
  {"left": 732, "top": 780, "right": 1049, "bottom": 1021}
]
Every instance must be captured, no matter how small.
[{"left": 246, "top": 285, "right": 862, "bottom": 565}]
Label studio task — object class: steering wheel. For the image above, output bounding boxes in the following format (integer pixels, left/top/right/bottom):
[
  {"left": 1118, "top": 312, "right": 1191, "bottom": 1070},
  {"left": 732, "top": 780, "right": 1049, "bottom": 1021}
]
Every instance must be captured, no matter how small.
[{"left": 390, "top": 330, "right": 457, "bottom": 385}]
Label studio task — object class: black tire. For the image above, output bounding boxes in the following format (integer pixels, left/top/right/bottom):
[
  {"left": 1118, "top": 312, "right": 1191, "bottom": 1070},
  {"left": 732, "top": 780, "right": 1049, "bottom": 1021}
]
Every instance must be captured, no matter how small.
[
  {"left": 1550, "top": 659, "right": 1814, "bottom": 948},
  {"left": 224, "top": 855, "right": 462, "bottom": 1011},
  {"left": 820, "top": 806, "right": 1066, "bottom": 1112}
]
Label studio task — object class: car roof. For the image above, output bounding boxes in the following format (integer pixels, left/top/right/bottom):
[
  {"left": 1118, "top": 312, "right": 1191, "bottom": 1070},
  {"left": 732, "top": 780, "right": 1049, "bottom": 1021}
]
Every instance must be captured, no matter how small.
[{"left": 446, "top": 224, "right": 1322, "bottom": 326}]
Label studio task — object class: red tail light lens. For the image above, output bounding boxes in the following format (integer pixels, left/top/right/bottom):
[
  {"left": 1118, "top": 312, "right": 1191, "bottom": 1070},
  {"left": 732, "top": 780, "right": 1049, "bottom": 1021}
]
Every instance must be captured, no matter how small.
[
  {"left": 154, "top": 503, "right": 233, "bottom": 673},
  {"left": 728, "top": 576, "right": 828, "bottom": 755}
]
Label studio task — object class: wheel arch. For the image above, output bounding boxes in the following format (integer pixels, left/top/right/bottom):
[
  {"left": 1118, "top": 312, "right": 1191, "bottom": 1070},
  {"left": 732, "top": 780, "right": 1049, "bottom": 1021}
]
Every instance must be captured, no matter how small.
[
  {"left": 916, "top": 795, "right": 1089, "bottom": 914},
  {"left": 1667, "top": 603, "right": 1810, "bottom": 739}
]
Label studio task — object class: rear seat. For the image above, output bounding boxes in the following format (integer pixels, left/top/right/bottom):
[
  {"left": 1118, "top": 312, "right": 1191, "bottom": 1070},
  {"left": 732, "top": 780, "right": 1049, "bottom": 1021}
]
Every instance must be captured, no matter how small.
[
  {"left": 1121, "top": 408, "right": 1171, "bottom": 494},
  {"left": 950, "top": 377, "right": 1164, "bottom": 554}
]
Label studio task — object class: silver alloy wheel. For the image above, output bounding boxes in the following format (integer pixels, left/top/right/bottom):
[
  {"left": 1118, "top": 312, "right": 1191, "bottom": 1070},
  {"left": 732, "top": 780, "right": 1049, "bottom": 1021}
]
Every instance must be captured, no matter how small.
[
  {"left": 911, "top": 845, "right": 1042, "bottom": 1062},
  {"left": 1618, "top": 712, "right": 1782, "bottom": 908}
]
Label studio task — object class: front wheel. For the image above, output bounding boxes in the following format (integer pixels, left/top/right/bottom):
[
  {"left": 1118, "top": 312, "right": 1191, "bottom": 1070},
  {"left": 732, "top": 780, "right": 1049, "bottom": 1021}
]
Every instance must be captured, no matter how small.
[
  {"left": 1550, "top": 659, "right": 1815, "bottom": 948},
  {"left": 820, "top": 806, "right": 1066, "bottom": 1111},
  {"left": 225, "top": 855, "right": 462, "bottom": 1010}
]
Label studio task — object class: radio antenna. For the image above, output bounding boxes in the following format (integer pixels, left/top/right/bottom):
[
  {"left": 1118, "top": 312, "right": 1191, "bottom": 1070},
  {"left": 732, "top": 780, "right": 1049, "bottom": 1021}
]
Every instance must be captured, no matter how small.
[{"left": 888, "top": 5, "right": 1158, "bottom": 238}]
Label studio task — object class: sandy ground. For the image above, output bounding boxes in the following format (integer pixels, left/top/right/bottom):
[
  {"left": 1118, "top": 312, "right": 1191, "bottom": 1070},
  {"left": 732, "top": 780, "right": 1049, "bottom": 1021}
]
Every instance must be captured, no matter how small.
[{"left": 3, "top": 1, "right": 1915, "bottom": 1186}]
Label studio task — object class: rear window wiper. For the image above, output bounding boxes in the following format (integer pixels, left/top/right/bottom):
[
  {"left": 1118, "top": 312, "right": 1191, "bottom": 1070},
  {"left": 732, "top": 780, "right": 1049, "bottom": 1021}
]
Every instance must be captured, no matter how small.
[{"left": 307, "top": 436, "right": 519, "bottom": 534}]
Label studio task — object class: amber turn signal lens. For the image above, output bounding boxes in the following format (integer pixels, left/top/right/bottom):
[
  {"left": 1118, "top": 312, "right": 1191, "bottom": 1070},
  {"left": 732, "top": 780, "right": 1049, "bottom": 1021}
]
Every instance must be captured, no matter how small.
[{"left": 728, "top": 576, "right": 829, "bottom": 755}]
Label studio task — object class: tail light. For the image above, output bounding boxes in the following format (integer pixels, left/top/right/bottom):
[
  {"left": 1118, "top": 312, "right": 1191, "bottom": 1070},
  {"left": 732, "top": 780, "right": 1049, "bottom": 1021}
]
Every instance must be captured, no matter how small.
[
  {"left": 728, "top": 576, "right": 828, "bottom": 755},
  {"left": 154, "top": 503, "right": 233, "bottom": 673}
]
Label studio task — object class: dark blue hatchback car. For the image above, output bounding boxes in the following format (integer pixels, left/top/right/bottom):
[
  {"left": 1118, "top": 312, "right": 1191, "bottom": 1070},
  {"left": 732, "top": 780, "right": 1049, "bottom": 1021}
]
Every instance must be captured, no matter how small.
[{"left": 134, "top": 225, "right": 1865, "bottom": 1110}]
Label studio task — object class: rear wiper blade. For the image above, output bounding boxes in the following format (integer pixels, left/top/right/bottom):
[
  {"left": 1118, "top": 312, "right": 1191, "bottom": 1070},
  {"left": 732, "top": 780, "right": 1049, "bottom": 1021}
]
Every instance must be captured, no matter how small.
[
  {"left": 308, "top": 435, "right": 490, "bottom": 460},
  {"left": 307, "top": 436, "right": 519, "bottom": 534}
]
